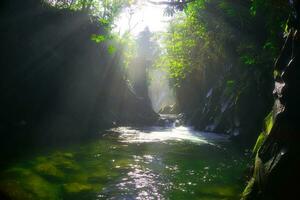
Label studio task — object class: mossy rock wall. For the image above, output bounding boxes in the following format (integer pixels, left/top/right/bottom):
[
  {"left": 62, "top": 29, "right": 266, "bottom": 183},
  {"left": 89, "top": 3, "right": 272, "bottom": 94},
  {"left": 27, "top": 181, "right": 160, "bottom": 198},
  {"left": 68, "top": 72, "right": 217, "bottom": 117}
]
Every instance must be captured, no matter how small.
[{"left": 242, "top": 22, "right": 300, "bottom": 199}]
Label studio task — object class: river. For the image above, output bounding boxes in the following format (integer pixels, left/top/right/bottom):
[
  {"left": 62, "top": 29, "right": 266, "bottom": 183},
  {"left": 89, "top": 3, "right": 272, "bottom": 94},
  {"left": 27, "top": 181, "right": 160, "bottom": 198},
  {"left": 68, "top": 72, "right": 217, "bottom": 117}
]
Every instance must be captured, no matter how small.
[{"left": 0, "top": 115, "right": 250, "bottom": 200}]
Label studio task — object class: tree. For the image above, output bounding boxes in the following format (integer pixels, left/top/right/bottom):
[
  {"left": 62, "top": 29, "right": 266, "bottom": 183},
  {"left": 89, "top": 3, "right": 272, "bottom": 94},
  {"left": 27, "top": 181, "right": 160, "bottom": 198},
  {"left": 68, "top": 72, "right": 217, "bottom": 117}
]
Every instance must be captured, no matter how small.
[{"left": 128, "top": 27, "right": 158, "bottom": 100}]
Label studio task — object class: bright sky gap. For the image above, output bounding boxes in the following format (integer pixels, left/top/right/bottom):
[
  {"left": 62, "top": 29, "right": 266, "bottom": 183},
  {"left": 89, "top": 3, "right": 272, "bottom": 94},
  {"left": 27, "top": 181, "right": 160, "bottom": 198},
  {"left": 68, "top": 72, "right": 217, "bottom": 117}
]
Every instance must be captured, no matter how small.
[{"left": 114, "top": 0, "right": 170, "bottom": 36}]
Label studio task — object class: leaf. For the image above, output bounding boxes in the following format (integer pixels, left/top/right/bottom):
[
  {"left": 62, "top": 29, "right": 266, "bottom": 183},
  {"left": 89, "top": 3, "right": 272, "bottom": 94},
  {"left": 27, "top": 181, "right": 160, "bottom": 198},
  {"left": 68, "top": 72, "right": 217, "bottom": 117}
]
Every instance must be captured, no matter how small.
[
  {"left": 90, "top": 34, "right": 106, "bottom": 43},
  {"left": 98, "top": 18, "right": 109, "bottom": 26},
  {"left": 263, "top": 42, "right": 274, "bottom": 50},
  {"left": 108, "top": 45, "right": 116, "bottom": 54},
  {"left": 227, "top": 80, "right": 235, "bottom": 85},
  {"left": 241, "top": 55, "right": 256, "bottom": 65},
  {"left": 250, "top": 5, "right": 256, "bottom": 16}
]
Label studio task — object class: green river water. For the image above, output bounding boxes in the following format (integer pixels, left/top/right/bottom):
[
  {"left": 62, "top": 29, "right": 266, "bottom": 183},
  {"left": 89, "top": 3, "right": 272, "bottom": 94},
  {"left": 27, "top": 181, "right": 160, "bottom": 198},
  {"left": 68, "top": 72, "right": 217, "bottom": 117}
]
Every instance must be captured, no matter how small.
[{"left": 0, "top": 119, "right": 251, "bottom": 200}]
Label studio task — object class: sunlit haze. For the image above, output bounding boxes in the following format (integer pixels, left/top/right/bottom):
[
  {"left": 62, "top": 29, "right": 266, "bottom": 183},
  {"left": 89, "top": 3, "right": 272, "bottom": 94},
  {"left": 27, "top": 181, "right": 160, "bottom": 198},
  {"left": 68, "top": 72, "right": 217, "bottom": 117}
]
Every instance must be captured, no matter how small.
[{"left": 114, "top": 0, "right": 169, "bottom": 36}]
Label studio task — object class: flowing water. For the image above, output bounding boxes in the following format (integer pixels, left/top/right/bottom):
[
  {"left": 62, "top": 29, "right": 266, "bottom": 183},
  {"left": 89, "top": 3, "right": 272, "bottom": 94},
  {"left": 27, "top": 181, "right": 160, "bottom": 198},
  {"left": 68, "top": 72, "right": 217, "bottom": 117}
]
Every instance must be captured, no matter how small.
[{"left": 0, "top": 115, "right": 250, "bottom": 200}]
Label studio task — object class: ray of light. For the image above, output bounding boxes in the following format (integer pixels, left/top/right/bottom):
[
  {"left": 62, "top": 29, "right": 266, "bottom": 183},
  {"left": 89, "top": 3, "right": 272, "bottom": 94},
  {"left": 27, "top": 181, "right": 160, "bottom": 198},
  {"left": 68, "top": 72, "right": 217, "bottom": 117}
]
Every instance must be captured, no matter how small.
[{"left": 114, "top": 0, "right": 170, "bottom": 36}]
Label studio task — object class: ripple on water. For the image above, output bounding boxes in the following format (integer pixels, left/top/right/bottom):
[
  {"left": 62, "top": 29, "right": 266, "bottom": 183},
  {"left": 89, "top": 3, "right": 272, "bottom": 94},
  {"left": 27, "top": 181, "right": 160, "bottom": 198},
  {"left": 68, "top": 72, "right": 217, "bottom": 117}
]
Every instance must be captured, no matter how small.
[
  {"left": 99, "top": 159, "right": 166, "bottom": 200},
  {"left": 111, "top": 126, "right": 229, "bottom": 145},
  {"left": 0, "top": 125, "right": 248, "bottom": 200}
]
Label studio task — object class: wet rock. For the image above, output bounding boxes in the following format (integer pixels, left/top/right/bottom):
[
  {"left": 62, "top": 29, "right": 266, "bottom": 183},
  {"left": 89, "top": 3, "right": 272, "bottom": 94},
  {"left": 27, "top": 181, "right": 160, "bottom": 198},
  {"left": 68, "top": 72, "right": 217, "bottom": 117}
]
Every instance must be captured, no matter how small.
[
  {"left": 242, "top": 11, "right": 300, "bottom": 199},
  {"left": 63, "top": 182, "right": 93, "bottom": 193},
  {"left": 0, "top": 168, "right": 60, "bottom": 200},
  {"left": 34, "top": 163, "right": 64, "bottom": 180}
]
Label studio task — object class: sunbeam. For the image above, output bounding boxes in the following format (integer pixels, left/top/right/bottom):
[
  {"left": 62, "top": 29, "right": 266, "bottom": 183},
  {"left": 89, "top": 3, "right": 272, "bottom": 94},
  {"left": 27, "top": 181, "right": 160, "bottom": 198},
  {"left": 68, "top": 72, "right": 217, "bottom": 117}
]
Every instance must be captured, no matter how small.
[
  {"left": 1, "top": 0, "right": 298, "bottom": 200},
  {"left": 114, "top": 0, "right": 169, "bottom": 36}
]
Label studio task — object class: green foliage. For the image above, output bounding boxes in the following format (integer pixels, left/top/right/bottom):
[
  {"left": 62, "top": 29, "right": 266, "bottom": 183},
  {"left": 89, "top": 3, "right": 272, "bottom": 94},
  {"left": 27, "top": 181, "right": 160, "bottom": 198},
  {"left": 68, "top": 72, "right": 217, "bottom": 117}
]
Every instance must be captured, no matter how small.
[
  {"left": 45, "top": 0, "right": 135, "bottom": 56},
  {"left": 218, "top": 1, "right": 237, "bottom": 17},
  {"left": 241, "top": 55, "right": 256, "bottom": 66},
  {"left": 252, "top": 111, "right": 274, "bottom": 154},
  {"left": 98, "top": 18, "right": 110, "bottom": 27},
  {"left": 90, "top": 30, "right": 119, "bottom": 55},
  {"left": 158, "top": 7, "right": 212, "bottom": 86},
  {"left": 227, "top": 80, "right": 235, "bottom": 85},
  {"left": 224, "top": 80, "right": 235, "bottom": 95},
  {"left": 249, "top": 0, "right": 264, "bottom": 16},
  {"left": 44, "top": 0, "right": 133, "bottom": 20},
  {"left": 108, "top": 44, "right": 116, "bottom": 54},
  {"left": 250, "top": 0, "right": 289, "bottom": 54},
  {"left": 117, "top": 33, "right": 137, "bottom": 70},
  {"left": 90, "top": 34, "right": 106, "bottom": 43},
  {"left": 158, "top": 0, "right": 289, "bottom": 90}
]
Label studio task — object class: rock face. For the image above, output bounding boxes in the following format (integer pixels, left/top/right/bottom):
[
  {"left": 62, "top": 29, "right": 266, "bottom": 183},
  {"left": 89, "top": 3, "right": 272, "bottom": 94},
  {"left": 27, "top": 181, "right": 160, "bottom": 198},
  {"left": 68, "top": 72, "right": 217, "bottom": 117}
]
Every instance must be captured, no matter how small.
[
  {"left": 159, "top": 104, "right": 179, "bottom": 114},
  {"left": 0, "top": 0, "right": 157, "bottom": 160},
  {"left": 242, "top": 4, "right": 300, "bottom": 199},
  {"left": 180, "top": 64, "right": 272, "bottom": 147}
]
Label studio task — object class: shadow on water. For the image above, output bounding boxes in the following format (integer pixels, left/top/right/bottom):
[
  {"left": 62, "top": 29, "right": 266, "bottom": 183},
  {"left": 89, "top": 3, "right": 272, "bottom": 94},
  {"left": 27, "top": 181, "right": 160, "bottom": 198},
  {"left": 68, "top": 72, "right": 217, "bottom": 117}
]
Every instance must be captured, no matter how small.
[{"left": 0, "top": 115, "right": 251, "bottom": 200}]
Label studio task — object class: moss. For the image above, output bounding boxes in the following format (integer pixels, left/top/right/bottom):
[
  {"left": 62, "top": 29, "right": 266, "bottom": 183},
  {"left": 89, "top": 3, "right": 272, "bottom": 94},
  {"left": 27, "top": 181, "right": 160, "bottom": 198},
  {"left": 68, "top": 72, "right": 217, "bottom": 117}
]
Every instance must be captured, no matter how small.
[
  {"left": 0, "top": 168, "right": 60, "bottom": 200},
  {"left": 273, "top": 69, "right": 280, "bottom": 79},
  {"left": 0, "top": 180, "right": 34, "bottom": 200},
  {"left": 72, "top": 173, "right": 89, "bottom": 182},
  {"left": 245, "top": 111, "right": 274, "bottom": 199},
  {"left": 63, "top": 182, "right": 93, "bottom": 193},
  {"left": 252, "top": 132, "right": 266, "bottom": 154},
  {"left": 50, "top": 152, "right": 80, "bottom": 171},
  {"left": 196, "top": 185, "right": 238, "bottom": 198},
  {"left": 113, "top": 158, "right": 132, "bottom": 169},
  {"left": 93, "top": 164, "right": 120, "bottom": 179},
  {"left": 252, "top": 111, "right": 274, "bottom": 154},
  {"left": 241, "top": 155, "right": 263, "bottom": 199},
  {"left": 62, "top": 152, "right": 74, "bottom": 158},
  {"left": 34, "top": 162, "right": 64, "bottom": 179},
  {"left": 36, "top": 156, "right": 48, "bottom": 163},
  {"left": 241, "top": 178, "right": 255, "bottom": 199},
  {"left": 33, "top": 152, "right": 77, "bottom": 179}
]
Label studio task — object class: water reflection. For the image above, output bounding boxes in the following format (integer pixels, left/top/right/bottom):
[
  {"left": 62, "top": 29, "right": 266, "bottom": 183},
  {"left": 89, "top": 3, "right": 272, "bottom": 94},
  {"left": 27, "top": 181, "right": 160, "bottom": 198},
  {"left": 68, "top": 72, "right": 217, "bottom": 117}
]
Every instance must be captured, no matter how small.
[
  {"left": 99, "top": 154, "right": 166, "bottom": 200},
  {"left": 0, "top": 124, "right": 248, "bottom": 200},
  {"left": 112, "top": 126, "right": 229, "bottom": 144},
  {"left": 97, "top": 125, "right": 243, "bottom": 200}
]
